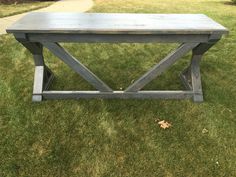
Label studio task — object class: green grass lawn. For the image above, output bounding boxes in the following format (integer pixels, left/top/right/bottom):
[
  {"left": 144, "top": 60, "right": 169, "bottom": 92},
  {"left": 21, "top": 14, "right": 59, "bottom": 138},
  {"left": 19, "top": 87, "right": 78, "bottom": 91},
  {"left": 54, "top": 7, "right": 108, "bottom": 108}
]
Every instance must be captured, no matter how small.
[
  {"left": 0, "top": 1, "right": 53, "bottom": 17},
  {"left": 0, "top": 0, "right": 236, "bottom": 176}
]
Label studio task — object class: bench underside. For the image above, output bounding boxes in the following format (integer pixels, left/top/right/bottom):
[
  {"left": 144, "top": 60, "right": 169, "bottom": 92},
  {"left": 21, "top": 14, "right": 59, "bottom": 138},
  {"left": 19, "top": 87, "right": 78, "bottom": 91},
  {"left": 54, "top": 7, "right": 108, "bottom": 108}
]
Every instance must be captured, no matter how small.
[{"left": 14, "top": 33, "right": 221, "bottom": 102}]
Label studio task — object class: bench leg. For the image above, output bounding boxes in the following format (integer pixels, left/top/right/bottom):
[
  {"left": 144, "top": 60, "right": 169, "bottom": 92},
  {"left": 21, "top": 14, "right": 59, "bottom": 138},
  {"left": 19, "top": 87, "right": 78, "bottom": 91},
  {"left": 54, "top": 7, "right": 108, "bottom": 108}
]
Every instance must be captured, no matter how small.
[
  {"left": 17, "top": 41, "right": 54, "bottom": 102},
  {"left": 181, "top": 40, "right": 220, "bottom": 102},
  {"left": 32, "top": 65, "right": 54, "bottom": 102},
  {"left": 190, "top": 54, "right": 204, "bottom": 102}
]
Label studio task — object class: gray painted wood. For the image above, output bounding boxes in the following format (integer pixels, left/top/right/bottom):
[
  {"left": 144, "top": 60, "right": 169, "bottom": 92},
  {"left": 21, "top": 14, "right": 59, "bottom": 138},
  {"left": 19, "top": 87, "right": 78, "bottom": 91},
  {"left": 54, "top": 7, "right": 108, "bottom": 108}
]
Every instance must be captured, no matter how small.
[
  {"left": 42, "top": 90, "right": 193, "bottom": 99},
  {"left": 17, "top": 42, "right": 45, "bottom": 66},
  {"left": 32, "top": 65, "right": 54, "bottom": 101},
  {"left": 7, "top": 13, "right": 228, "bottom": 35},
  {"left": 32, "top": 66, "right": 44, "bottom": 102},
  {"left": 125, "top": 42, "right": 199, "bottom": 92},
  {"left": 8, "top": 13, "right": 228, "bottom": 102},
  {"left": 33, "top": 54, "right": 45, "bottom": 66},
  {"left": 27, "top": 33, "right": 210, "bottom": 43},
  {"left": 42, "top": 42, "right": 113, "bottom": 92},
  {"left": 190, "top": 54, "right": 203, "bottom": 102},
  {"left": 15, "top": 40, "right": 55, "bottom": 101},
  {"left": 179, "top": 72, "right": 192, "bottom": 90},
  {"left": 181, "top": 41, "right": 219, "bottom": 102},
  {"left": 43, "top": 66, "right": 54, "bottom": 91},
  {"left": 193, "top": 41, "right": 219, "bottom": 55}
]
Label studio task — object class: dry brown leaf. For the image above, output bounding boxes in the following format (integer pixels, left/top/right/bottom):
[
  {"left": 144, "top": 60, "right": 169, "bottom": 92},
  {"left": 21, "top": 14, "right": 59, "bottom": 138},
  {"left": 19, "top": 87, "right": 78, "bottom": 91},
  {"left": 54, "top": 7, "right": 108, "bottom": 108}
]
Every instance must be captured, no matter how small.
[
  {"left": 202, "top": 128, "right": 208, "bottom": 134},
  {"left": 157, "top": 120, "right": 171, "bottom": 129}
]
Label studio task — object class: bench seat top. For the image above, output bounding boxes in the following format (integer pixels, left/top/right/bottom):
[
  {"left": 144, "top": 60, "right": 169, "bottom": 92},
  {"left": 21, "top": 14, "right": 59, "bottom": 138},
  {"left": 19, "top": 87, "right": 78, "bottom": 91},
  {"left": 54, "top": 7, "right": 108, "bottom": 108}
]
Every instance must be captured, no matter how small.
[{"left": 7, "top": 12, "right": 228, "bottom": 35}]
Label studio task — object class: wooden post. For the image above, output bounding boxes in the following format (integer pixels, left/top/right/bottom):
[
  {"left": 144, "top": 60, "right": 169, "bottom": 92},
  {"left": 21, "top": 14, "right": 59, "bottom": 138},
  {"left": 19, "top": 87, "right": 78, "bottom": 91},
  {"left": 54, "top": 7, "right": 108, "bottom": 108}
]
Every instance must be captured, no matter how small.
[
  {"left": 181, "top": 34, "right": 221, "bottom": 102},
  {"left": 14, "top": 34, "right": 54, "bottom": 101}
]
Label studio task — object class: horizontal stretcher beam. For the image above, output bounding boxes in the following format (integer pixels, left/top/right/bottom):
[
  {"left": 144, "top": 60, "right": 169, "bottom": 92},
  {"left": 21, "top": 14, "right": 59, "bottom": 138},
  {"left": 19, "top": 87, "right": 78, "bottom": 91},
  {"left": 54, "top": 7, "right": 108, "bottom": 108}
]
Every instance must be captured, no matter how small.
[
  {"left": 27, "top": 33, "right": 211, "bottom": 43},
  {"left": 41, "top": 90, "right": 194, "bottom": 100}
]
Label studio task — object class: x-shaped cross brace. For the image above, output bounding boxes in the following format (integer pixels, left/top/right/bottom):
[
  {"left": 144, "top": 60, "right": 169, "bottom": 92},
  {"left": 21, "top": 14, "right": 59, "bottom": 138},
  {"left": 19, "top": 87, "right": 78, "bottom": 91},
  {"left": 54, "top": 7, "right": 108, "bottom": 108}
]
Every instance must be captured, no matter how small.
[{"left": 15, "top": 34, "right": 220, "bottom": 102}]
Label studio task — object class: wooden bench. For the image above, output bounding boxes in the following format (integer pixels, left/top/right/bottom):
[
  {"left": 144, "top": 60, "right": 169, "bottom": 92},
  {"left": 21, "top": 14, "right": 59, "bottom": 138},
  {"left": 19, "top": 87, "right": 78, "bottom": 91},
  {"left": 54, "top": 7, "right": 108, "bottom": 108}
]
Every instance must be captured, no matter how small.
[{"left": 6, "top": 13, "right": 228, "bottom": 102}]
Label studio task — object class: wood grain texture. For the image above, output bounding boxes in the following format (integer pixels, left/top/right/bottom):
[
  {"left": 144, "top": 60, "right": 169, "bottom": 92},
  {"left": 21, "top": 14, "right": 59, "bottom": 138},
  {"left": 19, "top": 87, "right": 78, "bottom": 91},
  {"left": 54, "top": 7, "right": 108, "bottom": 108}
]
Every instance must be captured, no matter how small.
[
  {"left": 26, "top": 33, "right": 210, "bottom": 43},
  {"left": 42, "top": 90, "right": 194, "bottom": 99},
  {"left": 8, "top": 13, "right": 227, "bottom": 102},
  {"left": 7, "top": 12, "right": 228, "bottom": 35},
  {"left": 32, "top": 66, "right": 44, "bottom": 102},
  {"left": 191, "top": 54, "right": 203, "bottom": 102}
]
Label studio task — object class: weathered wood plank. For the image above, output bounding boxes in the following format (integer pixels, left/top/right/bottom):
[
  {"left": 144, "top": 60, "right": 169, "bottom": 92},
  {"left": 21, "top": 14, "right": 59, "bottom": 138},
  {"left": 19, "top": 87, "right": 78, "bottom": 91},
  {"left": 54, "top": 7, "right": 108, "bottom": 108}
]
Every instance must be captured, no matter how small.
[
  {"left": 15, "top": 41, "right": 45, "bottom": 66},
  {"left": 32, "top": 66, "right": 55, "bottom": 101},
  {"left": 27, "top": 33, "right": 210, "bottom": 43},
  {"left": 42, "top": 90, "right": 193, "bottom": 99},
  {"left": 190, "top": 54, "right": 203, "bottom": 102},
  {"left": 7, "top": 13, "right": 228, "bottom": 35},
  {"left": 32, "top": 66, "right": 44, "bottom": 101},
  {"left": 193, "top": 41, "right": 220, "bottom": 55}
]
